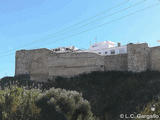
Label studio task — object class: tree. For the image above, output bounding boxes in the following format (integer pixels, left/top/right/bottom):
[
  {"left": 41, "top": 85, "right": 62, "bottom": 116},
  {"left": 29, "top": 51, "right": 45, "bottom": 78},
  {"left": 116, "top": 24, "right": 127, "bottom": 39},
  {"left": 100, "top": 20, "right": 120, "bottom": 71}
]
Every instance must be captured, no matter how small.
[{"left": 36, "top": 88, "right": 96, "bottom": 120}]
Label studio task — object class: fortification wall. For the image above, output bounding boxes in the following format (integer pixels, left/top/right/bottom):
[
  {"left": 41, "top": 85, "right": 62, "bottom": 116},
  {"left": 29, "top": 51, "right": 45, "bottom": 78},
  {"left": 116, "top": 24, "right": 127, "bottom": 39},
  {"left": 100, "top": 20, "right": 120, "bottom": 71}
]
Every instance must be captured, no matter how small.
[
  {"left": 16, "top": 50, "right": 105, "bottom": 81},
  {"left": 16, "top": 49, "right": 51, "bottom": 81},
  {"left": 47, "top": 52, "right": 104, "bottom": 79},
  {"left": 150, "top": 46, "right": 160, "bottom": 71},
  {"left": 104, "top": 54, "right": 128, "bottom": 71},
  {"left": 15, "top": 50, "right": 32, "bottom": 75},
  {"left": 15, "top": 43, "right": 160, "bottom": 82},
  {"left": 16, "top": 48, "right": 128, "bottom": 82},
  {"left": 127, "top": 43, "right": 150, "bottom": 72}
]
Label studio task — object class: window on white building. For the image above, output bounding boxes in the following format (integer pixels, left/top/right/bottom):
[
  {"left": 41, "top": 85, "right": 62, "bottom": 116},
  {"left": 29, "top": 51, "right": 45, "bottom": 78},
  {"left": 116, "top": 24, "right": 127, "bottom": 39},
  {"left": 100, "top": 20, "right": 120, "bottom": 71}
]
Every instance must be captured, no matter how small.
[
  {"left": 105, "top": 51, "right": 108, "bottom": 54},
  {"left": 111, "top": 50, "right": 115, "bottom": 54},
  {"left": 119, "top": 48, "right": 125, "bottom": 54}
]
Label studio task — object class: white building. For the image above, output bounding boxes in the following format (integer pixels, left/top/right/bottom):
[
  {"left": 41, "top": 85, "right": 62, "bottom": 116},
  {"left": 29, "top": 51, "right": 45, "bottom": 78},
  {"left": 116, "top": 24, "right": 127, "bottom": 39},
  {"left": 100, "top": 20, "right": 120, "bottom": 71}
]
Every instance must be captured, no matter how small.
[{"left": 87, "top": 41, "right": 127, "bottom": 55}]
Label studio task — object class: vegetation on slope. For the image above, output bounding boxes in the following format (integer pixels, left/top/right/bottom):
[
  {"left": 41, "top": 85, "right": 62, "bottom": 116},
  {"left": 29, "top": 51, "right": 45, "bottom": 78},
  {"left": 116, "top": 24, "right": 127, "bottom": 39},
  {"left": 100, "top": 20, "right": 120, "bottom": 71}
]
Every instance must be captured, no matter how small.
[
  {"left": 0, "top": 86, "right": 95, "bottom": 120},
  {"left": 52, "top": 71, "right": 160, "bottom": 120},
  {"left": 136, "top": 98, "right": 160, "bottom": 120},
  {"left": 1, "top": 71, "right": 160, "bottom": 120}
]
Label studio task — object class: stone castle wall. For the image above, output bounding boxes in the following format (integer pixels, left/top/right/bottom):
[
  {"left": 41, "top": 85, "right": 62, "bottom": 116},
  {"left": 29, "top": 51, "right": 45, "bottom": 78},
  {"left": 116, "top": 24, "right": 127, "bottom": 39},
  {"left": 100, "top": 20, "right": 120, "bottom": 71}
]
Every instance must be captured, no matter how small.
[
  {"left": 150, "top": 46, "right": 160, "bottom": 71},
  {"left": 15, "top": 43, "right": 160, "bottom": 81},
  {"left": 15, "top": 49, "right": 51, "bottom": 81},
  {"left": 47, "top": 52, "right": 104, "bottom": 80},
  {"left": 104, "top": 54, "right": 128, "bottom": 71},
  {"left": 16, "top": 49, "right": 105, "bottom": 81},
  {"left": 127, "top": 43, "right": 150, "bottom": 72}
]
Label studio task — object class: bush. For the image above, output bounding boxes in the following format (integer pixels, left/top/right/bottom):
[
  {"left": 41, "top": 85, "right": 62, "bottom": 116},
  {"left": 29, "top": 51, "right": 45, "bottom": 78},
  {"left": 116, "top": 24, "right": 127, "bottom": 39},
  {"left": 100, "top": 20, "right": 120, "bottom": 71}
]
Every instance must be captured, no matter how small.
[
  {"left": 36, "top": 88, "right": 96, "bottom": 120},
  {"left": 136, "top": 98, "right": 160, "bottom": 120},
  {"left": 0, "top": 86, "right": 96, "bottom": 120},
  {"left": 52, "top": 71, "right": 160, "bottom": 120},
  {"left": 1, "top": 71, "right": 160, "bottom": 120},
  {"left": 0, "top": 86, "right": 41, "bottom": 120}
]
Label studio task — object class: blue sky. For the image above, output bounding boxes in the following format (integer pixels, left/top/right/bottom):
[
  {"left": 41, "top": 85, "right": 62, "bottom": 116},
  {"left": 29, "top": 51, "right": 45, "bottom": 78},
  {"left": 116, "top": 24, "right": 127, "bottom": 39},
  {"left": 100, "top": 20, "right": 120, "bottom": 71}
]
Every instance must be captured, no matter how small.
[{"left": 0, "top": 0, "right": 160, "bottom": 78}]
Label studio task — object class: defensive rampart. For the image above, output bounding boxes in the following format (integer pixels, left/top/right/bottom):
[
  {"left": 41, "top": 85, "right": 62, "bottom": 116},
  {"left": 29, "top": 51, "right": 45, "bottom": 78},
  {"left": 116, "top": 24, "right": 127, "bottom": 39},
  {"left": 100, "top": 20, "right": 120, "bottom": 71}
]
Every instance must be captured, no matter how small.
[
  {"left": 16, "top": 49, "right": 105, "bottom": 81},
  {"left": 104, "top": 54, "right": 128, "bottom": 71},
  {"left": 15, "top": 43, "right": 160, "bottom": 81},
  {"left": 150, "top": 46, "right": 160, "bottom": 71}
]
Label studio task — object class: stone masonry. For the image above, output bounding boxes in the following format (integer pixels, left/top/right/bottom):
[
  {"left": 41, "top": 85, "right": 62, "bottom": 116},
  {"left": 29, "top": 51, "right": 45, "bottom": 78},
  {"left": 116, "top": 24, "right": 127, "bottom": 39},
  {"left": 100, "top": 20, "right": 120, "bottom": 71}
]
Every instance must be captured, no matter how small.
[{"left": 15, "top": 43, "right": 160, "bottom": 82}]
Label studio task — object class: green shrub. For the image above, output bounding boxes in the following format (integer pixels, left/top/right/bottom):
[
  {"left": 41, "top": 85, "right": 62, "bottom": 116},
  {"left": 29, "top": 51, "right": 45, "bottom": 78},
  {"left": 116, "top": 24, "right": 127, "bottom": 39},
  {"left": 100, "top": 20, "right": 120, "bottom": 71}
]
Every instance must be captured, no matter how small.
[
  {"left": 36, "top": 88, "right": 96, "bottom": 120},
  {"left": 1, "top": 71, "right": 160, "bottom": 120},
  {"left": 135, "top": 98, "right": 160, "bottom": 120},
  {"left": 0, "top": 86, "right": 96, "bottom": 120},
  {"left": 0, "top": 86, "right": 41, "bottom": 120},
  {"left": 52, "top": 71, "right": 160, "bottom": 120}
]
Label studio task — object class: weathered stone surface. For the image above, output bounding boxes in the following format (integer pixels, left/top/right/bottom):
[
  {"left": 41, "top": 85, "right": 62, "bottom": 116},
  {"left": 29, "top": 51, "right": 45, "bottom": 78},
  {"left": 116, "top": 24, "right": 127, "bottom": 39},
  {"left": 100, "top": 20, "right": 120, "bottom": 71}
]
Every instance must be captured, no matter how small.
[
  {"left": 104, "top": 54, "right": 128, "bottom": 71},
  {"left": 15, "top": 43, "right": 160, "bottom": 81},
  {"left": 16, "top": 48, "right": 51, "bottom": 81},
  {"left": 150, "top": 46, "right": 160, "bottom": 71},
  {"left": 16, "top": 50, "right": 105, "bottom": 81},
  {"left": 47, "top": 52, "right": 105, "bottom": 79},
  {"left": 127, "top": 43, "right": 150, "bottom": 72}
]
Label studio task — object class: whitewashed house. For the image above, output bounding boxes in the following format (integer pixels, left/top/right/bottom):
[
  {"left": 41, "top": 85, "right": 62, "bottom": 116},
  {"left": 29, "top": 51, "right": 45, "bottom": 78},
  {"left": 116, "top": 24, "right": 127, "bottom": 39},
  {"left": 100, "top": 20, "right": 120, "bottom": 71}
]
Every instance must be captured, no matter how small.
[{"left": 87, "top": 41, "right": 127, "bottom": 55}]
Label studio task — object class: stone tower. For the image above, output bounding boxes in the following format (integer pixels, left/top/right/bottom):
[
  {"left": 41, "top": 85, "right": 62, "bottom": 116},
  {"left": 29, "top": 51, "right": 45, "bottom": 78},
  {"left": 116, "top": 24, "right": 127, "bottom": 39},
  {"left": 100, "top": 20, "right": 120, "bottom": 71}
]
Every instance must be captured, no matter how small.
[{"left": 127, "top": 43, "right": 150, "bottom": 72}]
